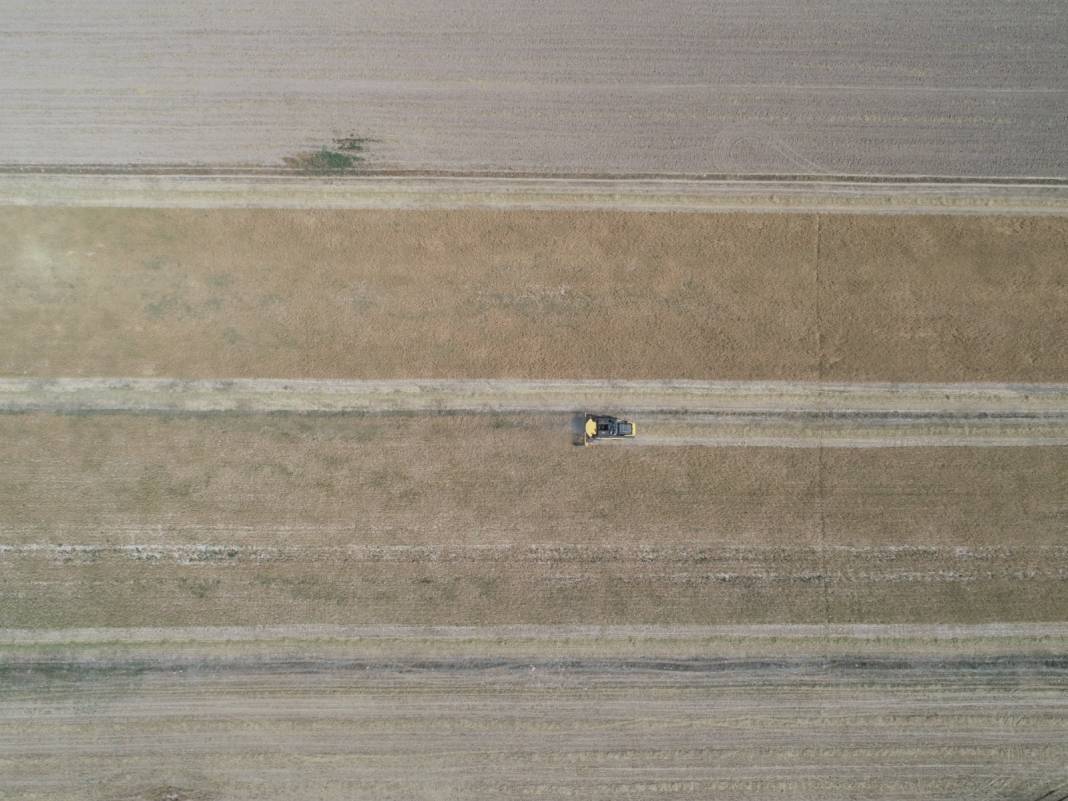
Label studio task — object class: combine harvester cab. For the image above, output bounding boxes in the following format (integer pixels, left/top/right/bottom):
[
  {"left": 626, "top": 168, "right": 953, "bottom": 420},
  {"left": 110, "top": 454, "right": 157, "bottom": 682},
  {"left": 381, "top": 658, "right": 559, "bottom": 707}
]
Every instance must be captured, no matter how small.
[{"left": 584, "top": 414, "right": 637, "bottom": 445}]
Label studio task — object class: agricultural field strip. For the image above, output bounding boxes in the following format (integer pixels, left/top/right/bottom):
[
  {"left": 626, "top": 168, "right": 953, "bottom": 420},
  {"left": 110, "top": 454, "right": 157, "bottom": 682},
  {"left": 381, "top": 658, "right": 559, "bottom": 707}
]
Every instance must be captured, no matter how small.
[
  {"left": 3, "top": 654, "right": 1065, "bottom": 801},
  {"left": 624, "top": 416, "right": 1068, "bottom": 447},
  {"left": 4, "top": 378, "right": 1067, "bottom": 447},
  {"left": 3, "top": 647, "right": 1066, "bottom": 678},
  {"left": 4, "top": 624, "right": 1068, "bottom": 682},
  {"left": 4, "top": 377, "right": 1066, "bottom": 414},
  {"left": 3, "top": 174, "right": 1068, "bottom": 214},
  {"left": 5, "top": 622, "right": 1068, "bottom": 647},
  {"left": 4, "top": 542, "right": 1066, "bottom": 566},
  {"left": 5, "top": 0, "right": 1067, "bottom": 182}
]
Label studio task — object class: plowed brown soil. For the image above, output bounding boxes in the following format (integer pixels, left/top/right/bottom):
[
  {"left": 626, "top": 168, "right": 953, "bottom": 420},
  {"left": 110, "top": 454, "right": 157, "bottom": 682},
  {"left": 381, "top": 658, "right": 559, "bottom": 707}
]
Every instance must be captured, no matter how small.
[{"left": 2, "top": 627, "right": 1066, "bottom": 801}]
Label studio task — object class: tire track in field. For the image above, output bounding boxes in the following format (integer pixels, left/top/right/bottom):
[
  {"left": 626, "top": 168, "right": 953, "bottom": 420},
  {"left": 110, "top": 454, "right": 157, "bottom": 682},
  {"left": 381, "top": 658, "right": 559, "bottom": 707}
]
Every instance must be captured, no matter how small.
[{"left": 4, "top": 378, "right": 1068, "bottom": 448}]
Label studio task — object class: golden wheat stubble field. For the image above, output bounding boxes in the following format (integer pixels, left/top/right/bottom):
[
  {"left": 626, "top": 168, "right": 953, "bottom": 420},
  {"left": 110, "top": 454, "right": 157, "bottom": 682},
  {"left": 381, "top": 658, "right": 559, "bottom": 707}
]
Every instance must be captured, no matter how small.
[
  {"left": 2, "top": 205, "right": 1068, "bottom": 800},
  {"left": 2, "top": 208, "right": 1066, "bottom": 382},
  {"left": 1, "top": 207, "right": 1067, "bottom": 628},
  {"left": 1, "top": 412, "right": 1066, "bottom": 627}
]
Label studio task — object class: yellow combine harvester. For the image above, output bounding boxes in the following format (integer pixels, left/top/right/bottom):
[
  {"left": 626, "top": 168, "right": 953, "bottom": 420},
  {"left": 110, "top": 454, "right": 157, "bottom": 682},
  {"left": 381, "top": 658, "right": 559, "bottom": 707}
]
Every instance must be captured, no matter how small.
[{"left": 584, "top": 414, "right": 637, "bottom": 445}]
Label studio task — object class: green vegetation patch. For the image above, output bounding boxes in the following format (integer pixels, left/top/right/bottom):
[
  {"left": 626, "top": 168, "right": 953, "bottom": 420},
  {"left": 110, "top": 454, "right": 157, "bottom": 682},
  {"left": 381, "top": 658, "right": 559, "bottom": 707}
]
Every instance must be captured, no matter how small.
[{"left": 283, "top": 135, "right": 375, "bottom": 174}]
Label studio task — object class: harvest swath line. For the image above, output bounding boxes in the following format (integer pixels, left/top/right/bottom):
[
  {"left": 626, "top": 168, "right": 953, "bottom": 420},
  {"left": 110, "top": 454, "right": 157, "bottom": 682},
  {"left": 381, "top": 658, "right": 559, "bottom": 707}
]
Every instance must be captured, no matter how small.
[{"left": 3, "top": 378, "right": 1067, "bottom": 448}]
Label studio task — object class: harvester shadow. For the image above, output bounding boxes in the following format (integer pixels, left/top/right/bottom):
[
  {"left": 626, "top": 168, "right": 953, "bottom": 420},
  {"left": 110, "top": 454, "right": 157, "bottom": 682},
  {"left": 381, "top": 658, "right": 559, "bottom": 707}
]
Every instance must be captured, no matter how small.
[{"left": 569, "top": 413, "right": 588, "bottom": 447}]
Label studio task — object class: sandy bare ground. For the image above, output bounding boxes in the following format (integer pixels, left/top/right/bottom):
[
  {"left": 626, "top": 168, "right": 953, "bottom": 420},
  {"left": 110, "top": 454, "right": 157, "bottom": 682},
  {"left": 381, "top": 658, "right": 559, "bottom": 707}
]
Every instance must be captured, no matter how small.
[
  {"left": 1, "top": 626, "right": 1066, "bottom": 801},
  {"left": 5, "top": 174, "right": 1068, "bottom": 216},
  {"left": 2, "top": 1, "right": 1066, "bottom": 177},
  {"left": 3, "top": 208, "right": 1066, "bottom": 383}
]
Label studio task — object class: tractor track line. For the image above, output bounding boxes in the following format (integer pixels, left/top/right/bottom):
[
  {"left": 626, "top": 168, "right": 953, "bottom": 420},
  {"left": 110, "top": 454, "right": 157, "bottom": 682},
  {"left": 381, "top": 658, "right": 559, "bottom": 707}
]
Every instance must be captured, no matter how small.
[{"left": 3, "top": 378, "right": 1067, "bottom": 448}]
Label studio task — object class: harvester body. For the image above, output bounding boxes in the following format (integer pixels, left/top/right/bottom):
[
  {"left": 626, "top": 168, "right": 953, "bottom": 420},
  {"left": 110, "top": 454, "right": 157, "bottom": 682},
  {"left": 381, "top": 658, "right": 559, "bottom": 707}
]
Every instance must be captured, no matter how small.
[{"left": 584, "top": 414, "right": 636, "bottom": 445}]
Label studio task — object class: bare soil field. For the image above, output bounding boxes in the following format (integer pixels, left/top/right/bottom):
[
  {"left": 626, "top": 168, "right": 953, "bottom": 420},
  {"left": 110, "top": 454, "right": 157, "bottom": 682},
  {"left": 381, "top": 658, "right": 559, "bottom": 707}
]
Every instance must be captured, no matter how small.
[
  {"left": 1, "top": 627, "right": 1066, "bottom": 801},
  {"left": 2, "top": 1, "right": 1066, "bottom": 177},
  {"left": 2, "top": 208, "right": 1066, "bottom": 382}
]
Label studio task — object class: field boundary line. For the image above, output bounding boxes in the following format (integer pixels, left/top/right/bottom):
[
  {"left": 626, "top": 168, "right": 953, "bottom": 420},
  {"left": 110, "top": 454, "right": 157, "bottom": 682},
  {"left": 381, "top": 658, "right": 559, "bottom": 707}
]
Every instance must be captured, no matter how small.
[
  {"left": 2, "top": 174, "right": 1068, "bottom": 214},
  {"left": 4, "top": 623, "right": 1068, "bottom": 646}
]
